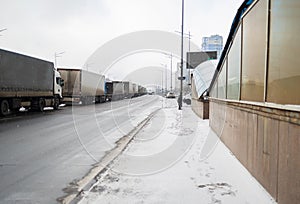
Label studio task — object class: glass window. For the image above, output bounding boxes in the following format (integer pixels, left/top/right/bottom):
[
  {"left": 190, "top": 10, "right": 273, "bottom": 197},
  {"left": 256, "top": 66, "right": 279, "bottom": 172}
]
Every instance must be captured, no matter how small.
[
  {"left": 267, "top": 0, "right": 300, "bottom": 105},
  {"left": 241, "top": 0, "right": 267, "bottom": 102},
  {"left": 217, "top": 60, "right": 227, "bottom": 99},
  {"left": 211, "top": 80, "right": 217, "bottom": 98},
  {"left": 227, "top": 26, "right": 242, "bottom": 100}
]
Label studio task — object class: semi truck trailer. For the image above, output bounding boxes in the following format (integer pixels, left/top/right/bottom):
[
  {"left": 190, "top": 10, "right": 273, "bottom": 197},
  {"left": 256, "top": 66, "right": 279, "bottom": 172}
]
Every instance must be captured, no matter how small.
[
  {"left": 0, "top": 49, "right": 64, "bottom": 116},
  {"left": 105, "top": 81, "right": 125, "bottom": 101},
  {"left": 138, "top": 85, "right": 147, "bottom": 96},
  {"left": 123, "top": 81, "right": 134, "bottom": 98},
  {"left": 132, "top": 83, "right": 139, "bottom": 97},
  {"left": 57, "top": 68, "right": 106, "bottom": 105}
]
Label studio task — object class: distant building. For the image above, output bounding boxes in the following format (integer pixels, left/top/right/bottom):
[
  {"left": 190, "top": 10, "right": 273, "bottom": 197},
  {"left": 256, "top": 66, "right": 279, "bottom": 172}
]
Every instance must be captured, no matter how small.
[{"left": 202, "top": 35, "right": 223, "bottom": 58}]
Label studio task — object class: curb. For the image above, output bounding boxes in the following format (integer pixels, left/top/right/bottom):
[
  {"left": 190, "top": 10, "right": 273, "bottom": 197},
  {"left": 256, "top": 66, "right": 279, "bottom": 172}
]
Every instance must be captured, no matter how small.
[{"left": 57, "top": 108, "right": 160, "bottom": 204}]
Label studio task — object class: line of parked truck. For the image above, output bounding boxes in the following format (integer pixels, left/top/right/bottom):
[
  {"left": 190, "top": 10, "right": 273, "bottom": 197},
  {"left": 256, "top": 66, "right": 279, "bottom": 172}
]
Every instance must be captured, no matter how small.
[
  {"left": 57, "top": 68, "right": 147, "bottom": 105},
  {"left": 0, "top": 48, "right": 147, "bottom": 116}
]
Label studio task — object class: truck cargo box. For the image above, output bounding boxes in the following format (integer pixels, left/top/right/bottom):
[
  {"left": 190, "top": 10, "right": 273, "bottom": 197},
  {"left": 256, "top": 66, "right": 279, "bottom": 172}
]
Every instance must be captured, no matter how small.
[
  {"left": 123, "top": 81, "right": 134, "bottom": 98},
  {"left": 81, "top": 70, "right": 105, "bottom": 97},
  {"left": 112, "top": 81, "right": 124, "bottom": 95},
  {"left": 132, "top": 83, "right": 139, "bottom": 97},
  {"left": 58, "top": 69, "right": 81, "bottom": 97},
  {"left": 105, "top": 81, "right": 125, "bottom": 101},
  {"left": 58, "top": 68, "right": 105, "bottom": 104},
  {"left": 0, "top": 49, "right": 54, "bottom": 98}
]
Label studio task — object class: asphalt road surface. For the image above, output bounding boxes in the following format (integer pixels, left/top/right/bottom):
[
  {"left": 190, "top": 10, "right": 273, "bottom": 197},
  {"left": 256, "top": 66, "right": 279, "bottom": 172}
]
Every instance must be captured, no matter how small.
[{"left": 0, "top": 95, "right": 161, "bottom": 203}]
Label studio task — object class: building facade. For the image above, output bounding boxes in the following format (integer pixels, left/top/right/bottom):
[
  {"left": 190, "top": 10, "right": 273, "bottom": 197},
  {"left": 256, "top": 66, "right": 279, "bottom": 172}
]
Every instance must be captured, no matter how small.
[
  {"left": 196, "top": 0, "right": 300, "bottom": 204},
  {"left": 202, "top": 35, "right": 223, "bottom": 58}
]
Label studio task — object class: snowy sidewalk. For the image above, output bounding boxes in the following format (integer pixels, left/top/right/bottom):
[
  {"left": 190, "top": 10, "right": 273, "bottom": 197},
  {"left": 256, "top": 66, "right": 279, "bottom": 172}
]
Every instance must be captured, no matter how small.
[{"left": 79, "top": 100, "right": 276, "bottom": 204}]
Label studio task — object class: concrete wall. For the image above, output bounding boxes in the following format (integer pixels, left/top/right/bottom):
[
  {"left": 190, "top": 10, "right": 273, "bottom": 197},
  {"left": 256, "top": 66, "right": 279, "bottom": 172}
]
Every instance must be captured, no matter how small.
[
  {"left": 209, "top": 98, "right": 300, "bottom": 204},
  {"left": 191, "top": 99, "right": 209, "bottom": 119}
]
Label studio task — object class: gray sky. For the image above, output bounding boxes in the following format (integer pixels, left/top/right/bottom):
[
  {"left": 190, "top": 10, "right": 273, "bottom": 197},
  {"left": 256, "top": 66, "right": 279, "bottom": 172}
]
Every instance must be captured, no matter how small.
[{"left": 0, "top": 0, "right": 243, "bottom": 68}]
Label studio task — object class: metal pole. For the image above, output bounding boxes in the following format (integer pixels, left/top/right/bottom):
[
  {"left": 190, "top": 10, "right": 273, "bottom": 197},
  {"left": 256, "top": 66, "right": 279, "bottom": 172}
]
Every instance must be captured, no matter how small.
[
  {"left": 162, "top": 70, "right": 163, "bottom": 95},
  {"left": 54, "top": 52, "right": 65, "bottom": 69},
  {"left": 188, "top": 31, "right": 191, "bottom": 85},
  {"left": 170, "top": 54, "right": 173, "bottom": 91},
  {"left": 54, "top": 53, "right": 57, "bottom": 68},
  {"left": 188, "top": 31, "right": 191, "bottom": 52},
  {"left": 165, "top": 65, "right": 167, "bottom": 95},
  {"left": 179, "top": 0, "right": 184, "bottom": 110}
]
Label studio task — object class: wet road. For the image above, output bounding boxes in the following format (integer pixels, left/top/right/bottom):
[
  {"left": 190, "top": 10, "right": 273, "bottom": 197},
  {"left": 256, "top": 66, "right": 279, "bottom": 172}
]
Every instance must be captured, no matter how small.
[{"left": 0, "top": 95, "right": 161, "bottom": 203}]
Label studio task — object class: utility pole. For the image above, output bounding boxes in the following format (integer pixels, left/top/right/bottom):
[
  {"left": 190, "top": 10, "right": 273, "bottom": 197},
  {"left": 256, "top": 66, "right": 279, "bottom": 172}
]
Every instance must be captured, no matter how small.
[
  {"left": 161, "top": 70, "right": 164, "bottom": 95},
  {"left": 188, "top": 31, "right": 191, "bottom": 85},
  {"left": 179, "top": 0, "right": 184, "bottom": 110},
  {"left": 175, "top": 30, "right": 192, "bottom": 85},
  {"left": 165, "top": 65, "right": 167, "bottom": 94},
  {"left": 170, "top": 54, "right": 173, "bottom": 91}
]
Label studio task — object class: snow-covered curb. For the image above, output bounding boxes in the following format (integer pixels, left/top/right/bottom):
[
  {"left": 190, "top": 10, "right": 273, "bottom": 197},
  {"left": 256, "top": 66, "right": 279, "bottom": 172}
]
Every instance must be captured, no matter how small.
[{"left": 58, "top": 101, "right": 162, "bottom": 203}]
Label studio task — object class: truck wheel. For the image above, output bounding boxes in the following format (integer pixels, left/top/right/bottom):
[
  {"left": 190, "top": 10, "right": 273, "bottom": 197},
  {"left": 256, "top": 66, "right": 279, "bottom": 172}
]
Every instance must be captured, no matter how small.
[
  {"left": 53, "top": 98, "right": 59, "bottom": 110},
  {"left": 0, "top": 100, "right": 10, "bottom": 116},
  {"left": 38, "top": 98, "right": 45, "bottom": 112}
]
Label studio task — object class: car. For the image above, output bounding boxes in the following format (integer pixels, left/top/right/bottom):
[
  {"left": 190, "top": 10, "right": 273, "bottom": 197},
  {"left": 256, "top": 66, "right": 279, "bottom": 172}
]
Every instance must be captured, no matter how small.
[{"left": 166, "top": 92, "right": 176, "bottom": 98}]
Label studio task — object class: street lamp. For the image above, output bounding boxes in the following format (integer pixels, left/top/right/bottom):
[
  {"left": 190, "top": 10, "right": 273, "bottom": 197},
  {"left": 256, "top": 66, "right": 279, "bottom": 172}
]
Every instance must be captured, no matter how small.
[
  {"left": 0, "top": 28, "right": 7, "bottom": 36},
  {"left": 54, "top": 51, "right": 65, "bottom": 68},
  {"left": 156, "top": 69, "right": 164, "bottom": 96}
]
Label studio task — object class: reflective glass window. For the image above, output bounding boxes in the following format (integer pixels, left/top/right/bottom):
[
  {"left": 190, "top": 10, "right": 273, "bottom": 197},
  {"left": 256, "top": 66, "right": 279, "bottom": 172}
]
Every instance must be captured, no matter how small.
[
  {"left": 217, "top": 60, "right": 227, "bottom": 99},
  {"left": 241, "top": 0, "right": 267, "bottom": 102},
  {"left": 267, "top": 0, "right": 300, "bottom": 105},
  {"left": 227, "top": 26, "right": 241, "bottom": 100}
]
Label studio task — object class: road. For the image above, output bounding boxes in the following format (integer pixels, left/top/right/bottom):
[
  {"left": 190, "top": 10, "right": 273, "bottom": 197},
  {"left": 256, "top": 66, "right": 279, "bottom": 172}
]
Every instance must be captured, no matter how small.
[{"left": 0, "top": 95, "right": 162, "bottom": 204}]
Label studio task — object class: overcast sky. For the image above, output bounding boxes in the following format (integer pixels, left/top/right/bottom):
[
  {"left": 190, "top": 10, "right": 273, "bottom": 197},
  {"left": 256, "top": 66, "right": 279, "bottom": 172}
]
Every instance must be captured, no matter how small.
[{"left": 0, "top": 0, "right": 243, "bottom": 69}]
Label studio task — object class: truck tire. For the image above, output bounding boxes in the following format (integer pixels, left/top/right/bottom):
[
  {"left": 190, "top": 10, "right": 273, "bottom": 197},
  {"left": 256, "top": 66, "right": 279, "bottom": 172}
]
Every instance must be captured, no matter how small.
[
  {"left": 0, "top": 100, "right": 10, "bottom": 116},
  {"left": 53, "top": 98, "right": 59, "bottom": 110},
  {"left": 38, "top": 98, "right": 45, "bottom": 112}
]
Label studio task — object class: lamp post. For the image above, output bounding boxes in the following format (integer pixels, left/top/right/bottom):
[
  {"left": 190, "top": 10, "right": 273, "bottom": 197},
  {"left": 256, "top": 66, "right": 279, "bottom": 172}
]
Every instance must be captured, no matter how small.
[
  {"left": 179, "top": 0, "right": 184, "bottom": 110},
  {"left": 54, "top": 51, "right": 65, "bottom": 68},
  {"left": 175, "top": 30, "right": 193, "bottom": 86},
  {"left": 0, "top": 28, "right": 7, "bottom": 36},
  {"left": 160, "top": 63, "right": 167, "bottom": 95},
  {"left": 157, "top": 69, "right": 164, "bottom": 96},
  {"left": 164, "top": 53, "right": 173, "bottom": 92},
  {"left": 85, "top": 63, "right": 94, "bottom": 71}
]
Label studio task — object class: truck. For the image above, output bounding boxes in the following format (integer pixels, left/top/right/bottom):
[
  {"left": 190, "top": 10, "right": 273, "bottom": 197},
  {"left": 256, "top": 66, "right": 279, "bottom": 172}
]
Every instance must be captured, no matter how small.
[
  {"left": 105, "top": 81, "right": 125, "bottom": 101},
  {"left": 57, "top": 68, "right": 105, "bottom": 105},
  {"left": 138, "top": 86, "right": 147, "bottom": 96},
  {"left": 0, "top": 49, "right": 64, "bottom": 116},
  {"left": 132, "top": 83, "right": 139, "bottom": 97},
  {"left": 123, "top": 81, "right": 134, "bottom": 98}
]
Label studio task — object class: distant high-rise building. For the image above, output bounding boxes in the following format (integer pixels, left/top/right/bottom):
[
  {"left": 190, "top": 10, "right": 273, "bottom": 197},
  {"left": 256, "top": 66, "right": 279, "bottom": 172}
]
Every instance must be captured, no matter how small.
[{"left": 202, "top": 35, "right": 223, "bottom": 58}]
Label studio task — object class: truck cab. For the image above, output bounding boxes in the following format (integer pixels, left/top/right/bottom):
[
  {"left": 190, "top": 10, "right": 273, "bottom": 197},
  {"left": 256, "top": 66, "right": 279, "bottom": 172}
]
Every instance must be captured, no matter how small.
[{"left": 54, "top": 70, "right": 64, "bottom": 99}]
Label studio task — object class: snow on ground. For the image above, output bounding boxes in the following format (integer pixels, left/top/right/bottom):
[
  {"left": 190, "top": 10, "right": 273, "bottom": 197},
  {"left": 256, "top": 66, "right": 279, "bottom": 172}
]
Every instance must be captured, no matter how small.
[{"left": 79, "top": 98, "right": 277, "bottom": 204}]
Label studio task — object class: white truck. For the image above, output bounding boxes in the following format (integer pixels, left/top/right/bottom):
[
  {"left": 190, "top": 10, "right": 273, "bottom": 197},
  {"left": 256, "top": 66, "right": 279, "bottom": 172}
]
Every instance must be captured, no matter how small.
[{"left": 57, "top": 68, "right": 106, "bottom": 105}]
